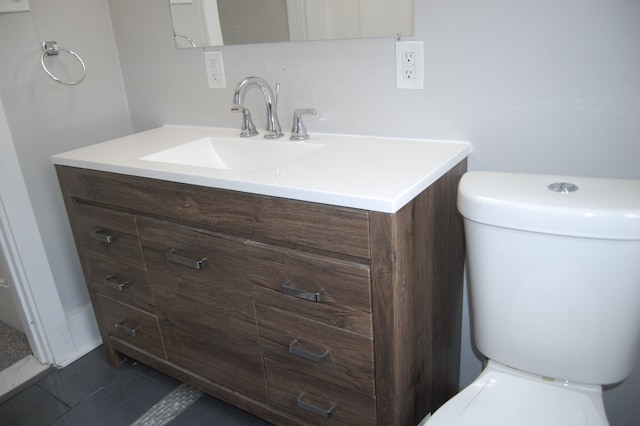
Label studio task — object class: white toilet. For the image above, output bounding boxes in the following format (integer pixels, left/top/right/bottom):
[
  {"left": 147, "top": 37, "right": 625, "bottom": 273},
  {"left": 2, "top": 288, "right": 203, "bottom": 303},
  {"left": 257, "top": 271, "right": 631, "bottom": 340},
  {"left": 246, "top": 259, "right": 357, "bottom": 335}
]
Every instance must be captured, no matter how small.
[{"left": 423, "top": 171, "right": 640, "bottom": 426}]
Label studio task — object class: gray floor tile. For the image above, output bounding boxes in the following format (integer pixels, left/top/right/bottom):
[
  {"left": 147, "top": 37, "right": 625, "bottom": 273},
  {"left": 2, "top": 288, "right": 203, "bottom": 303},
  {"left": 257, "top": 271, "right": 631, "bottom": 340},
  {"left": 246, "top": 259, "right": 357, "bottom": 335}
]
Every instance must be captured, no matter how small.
[
  {"left": 36, "top": 348, "right": 116, "bottom": 407},
  {"left": 120, "top": 358, "right": 181, "bottom": 389},
  {"left": 48, "top": 365, "right": 177, "bottom": 426},
  {"left": 1, "top": 345, "right": 277, "bottom": 425},
  {"left": 168, "top": 394, "right": 272, "bottom": 426},
  {"left": 0, "top": 385, "right": 69, "bottom": 426}
]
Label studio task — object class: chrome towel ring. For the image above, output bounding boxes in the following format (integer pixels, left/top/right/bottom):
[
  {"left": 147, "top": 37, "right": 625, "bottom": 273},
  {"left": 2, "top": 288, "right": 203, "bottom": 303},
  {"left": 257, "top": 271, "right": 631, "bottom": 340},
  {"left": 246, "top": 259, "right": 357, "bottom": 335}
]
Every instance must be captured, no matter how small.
[{"left": 40, "top": 41, "right": 86, "bottom": 85}]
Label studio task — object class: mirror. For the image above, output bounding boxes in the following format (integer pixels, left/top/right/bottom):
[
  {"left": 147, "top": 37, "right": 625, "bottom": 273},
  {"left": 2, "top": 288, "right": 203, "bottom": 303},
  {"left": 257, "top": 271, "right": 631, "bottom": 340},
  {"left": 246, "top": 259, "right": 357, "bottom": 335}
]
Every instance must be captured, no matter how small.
[{"left": 170, "top": 0, "right": 413, "bottom": 48}]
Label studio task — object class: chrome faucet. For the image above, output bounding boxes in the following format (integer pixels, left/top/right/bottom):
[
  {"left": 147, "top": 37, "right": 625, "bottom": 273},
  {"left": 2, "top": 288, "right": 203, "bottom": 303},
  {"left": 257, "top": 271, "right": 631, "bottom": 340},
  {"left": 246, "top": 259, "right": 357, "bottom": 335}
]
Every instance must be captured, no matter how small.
[{"left": 232, "top": 76, "right": 284, "bottom": 139}]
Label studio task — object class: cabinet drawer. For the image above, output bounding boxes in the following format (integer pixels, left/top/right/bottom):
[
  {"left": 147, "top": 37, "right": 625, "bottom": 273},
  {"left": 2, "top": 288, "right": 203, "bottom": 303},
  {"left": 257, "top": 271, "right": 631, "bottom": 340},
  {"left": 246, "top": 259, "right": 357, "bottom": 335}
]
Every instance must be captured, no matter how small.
[
  {"left": 256, "top": 305, "right": 374, "bottom": 397},
  {"left": 70, "top": 203, "right": 143, "bottom": 265},
  {"left": 85, "top": 252, "right": 152, "bottom": 310},
  {"left": 265, "top": 359, "right": 376, "bottom": 426},
  {"left": 97, "top": 295, "right": 166, "bottom": 359},
  {"left": 59, "top": 166, "right": 371, "bottom": 258},
  {"left": 249, "top": 243, "right": 373, "bottom": 336}
]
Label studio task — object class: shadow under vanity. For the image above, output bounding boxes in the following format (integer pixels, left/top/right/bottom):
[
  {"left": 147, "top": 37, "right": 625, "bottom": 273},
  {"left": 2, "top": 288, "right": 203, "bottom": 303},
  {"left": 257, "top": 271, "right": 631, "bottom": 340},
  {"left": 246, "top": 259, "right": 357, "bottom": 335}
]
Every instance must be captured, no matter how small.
[{"left": 54, "top": 126, "right": 469, "bottom": 425}]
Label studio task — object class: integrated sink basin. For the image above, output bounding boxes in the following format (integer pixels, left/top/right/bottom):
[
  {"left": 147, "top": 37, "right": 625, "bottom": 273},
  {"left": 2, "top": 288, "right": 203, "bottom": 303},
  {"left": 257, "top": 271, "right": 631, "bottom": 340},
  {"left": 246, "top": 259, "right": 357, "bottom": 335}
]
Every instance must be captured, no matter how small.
[
  {"left": 52, "top": 125, "right": 472, "bottom": 212},
  {"left": 140, "top": 136, "right": 326, "bottom": 172}
]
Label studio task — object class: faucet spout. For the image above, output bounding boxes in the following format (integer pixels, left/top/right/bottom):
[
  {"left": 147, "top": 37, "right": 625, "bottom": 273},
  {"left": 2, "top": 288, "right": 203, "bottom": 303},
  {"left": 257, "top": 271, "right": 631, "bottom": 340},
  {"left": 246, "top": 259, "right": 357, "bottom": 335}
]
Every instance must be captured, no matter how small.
[{"left": 233, "top": 77, "right": 284, "bottom": 139}]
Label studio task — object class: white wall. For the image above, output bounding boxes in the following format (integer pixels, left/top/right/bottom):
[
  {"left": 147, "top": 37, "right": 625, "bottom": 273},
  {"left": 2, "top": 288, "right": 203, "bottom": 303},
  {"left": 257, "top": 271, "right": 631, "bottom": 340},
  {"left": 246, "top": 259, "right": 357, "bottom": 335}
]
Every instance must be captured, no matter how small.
[
  {"left": 0, "top": 0, "right": 133, "bottom": 364},
  {"left": 108, "top": 0, "right": 640, "bottom": 179},
  {"left": 108, "top": 1, "right": 640, "bottom": 424}
]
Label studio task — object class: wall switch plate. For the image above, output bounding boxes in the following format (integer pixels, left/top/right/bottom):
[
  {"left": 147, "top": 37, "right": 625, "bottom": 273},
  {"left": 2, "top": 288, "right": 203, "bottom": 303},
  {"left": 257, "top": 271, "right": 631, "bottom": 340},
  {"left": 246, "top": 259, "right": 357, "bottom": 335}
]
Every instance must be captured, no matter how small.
[
  {"left": 0, "top": 0, "right": 30, "bottom": 13},
  {"left": 204, "top": 51, "right": 226, "bottom": 89},
  {"left": 396, "top": 41, "right": 424, "bottom": 90}
]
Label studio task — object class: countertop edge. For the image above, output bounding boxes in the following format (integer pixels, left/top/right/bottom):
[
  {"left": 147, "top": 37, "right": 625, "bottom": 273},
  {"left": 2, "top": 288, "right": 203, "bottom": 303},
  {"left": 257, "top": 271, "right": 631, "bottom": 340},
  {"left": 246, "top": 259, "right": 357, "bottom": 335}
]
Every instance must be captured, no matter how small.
[{"left": 52, "top": 126, "right": 471, "bottom": 213}]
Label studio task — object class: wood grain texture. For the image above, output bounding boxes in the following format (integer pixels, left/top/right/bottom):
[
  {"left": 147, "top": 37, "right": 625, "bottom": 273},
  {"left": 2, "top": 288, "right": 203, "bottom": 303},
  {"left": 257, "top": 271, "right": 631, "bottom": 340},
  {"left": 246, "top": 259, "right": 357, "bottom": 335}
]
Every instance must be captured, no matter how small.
[
  {"left": 71, "top": 202, "right": 144, "bottom": 267},
  {"left": 97, "top": 295, "right": 167, "bottom": 360},
  {"left": 248, "top": 241, "right": 373, "bottom": 336},
  {"left": 265, "top": 358, "right": 377, "bottom": 425},
  {"left": 55, "top": 168, "right": 131, "bottom": 368},
  {"left": 370, "top": 160, "right": 466, "bottom": 425},
  {"left": 58, "top": 166, "right": 371, "bottom": 258},
  {"left": 85, "top": 252, "right": 153, "bottom": 310},
  {"left": 55, "top": 160, "right": 467, "bottom": 426},
  {"left": 137, "top": 216, "right": 268, "bottom": 402},
  {"left": 109, "top": 337, "right": 305, "bottom": 426},
  {"left": 256, "top": 304, "right": 375, "bottom": 396}
]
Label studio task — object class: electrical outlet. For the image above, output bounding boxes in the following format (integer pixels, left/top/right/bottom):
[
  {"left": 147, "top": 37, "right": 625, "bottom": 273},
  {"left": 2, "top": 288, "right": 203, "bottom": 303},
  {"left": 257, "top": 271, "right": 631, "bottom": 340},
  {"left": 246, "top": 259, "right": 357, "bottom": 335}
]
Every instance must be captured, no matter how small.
[
  {"left": 204, "top": 51, "right": 226, "bottom": 89},
  {"left": 396, "top": 41, "right": 424, "bottom": 90},
  {"left": 403, "top": 52, "right": 416, "bottom": 65},
  {"left": 403, "top": 66, "right": 416, "bottom": 79}
]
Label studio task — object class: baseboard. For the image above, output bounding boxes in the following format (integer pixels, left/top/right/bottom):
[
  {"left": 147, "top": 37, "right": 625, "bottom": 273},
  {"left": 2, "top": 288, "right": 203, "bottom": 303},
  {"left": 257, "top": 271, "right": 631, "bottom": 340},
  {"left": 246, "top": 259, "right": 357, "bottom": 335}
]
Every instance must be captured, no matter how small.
[{"left": 56, "top": 304, "right": 102, "bottom": 367}]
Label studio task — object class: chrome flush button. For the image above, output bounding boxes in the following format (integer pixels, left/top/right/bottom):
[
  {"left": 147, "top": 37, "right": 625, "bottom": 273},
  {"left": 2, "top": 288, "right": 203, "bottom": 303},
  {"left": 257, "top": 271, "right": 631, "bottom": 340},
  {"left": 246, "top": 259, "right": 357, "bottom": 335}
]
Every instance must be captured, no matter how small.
[{"left": 548, "top": 182, "right": 579, "bottom": 194}]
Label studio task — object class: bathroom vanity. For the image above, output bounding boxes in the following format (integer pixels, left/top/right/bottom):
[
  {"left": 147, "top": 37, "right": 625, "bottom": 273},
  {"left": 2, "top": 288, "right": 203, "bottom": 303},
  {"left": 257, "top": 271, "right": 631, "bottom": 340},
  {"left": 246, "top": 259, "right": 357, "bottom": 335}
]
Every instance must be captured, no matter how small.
[{"left": 53, "top": 126, "right": 470, "bottom": 425}]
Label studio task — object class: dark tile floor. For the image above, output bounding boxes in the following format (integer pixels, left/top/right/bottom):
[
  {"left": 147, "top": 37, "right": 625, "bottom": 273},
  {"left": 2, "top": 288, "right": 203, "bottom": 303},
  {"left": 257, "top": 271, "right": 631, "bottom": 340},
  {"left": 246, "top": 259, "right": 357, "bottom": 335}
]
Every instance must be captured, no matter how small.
[{"left": 0, "top": 347, "right": 271, "bottom": 426}]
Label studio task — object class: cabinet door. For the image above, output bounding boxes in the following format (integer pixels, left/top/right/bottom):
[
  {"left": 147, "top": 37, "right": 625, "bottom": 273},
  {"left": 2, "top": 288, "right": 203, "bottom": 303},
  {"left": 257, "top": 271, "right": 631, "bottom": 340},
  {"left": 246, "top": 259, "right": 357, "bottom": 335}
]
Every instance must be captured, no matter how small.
[{"left": 137, "top": 217, "right": 268, "bottom": 402}]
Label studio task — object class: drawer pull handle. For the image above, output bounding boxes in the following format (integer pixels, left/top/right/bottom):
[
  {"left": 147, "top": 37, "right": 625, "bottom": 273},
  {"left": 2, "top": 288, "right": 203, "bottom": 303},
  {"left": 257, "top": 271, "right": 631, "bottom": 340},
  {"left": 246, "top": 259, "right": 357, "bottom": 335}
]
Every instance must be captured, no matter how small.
[
  {"left": 115, "top": 321, "right": 139, "bottom": 337},
  {"left": 289, "top": 339, "right": 330, "bottom": 364},
  {"left": 282, "top": 283, "right": 322, "bottom": 302},
  {"left": 166, "top": 249, "right": 208, "bottom": 270},
  {"left": 296, "top": 393, "right": 335, "bottom": 418},
  {"left": 103, "top": 276, "right": 129, "bottom": 291},
  {"left": 91, "top": 228, "right": 117, "bottom": 243}
]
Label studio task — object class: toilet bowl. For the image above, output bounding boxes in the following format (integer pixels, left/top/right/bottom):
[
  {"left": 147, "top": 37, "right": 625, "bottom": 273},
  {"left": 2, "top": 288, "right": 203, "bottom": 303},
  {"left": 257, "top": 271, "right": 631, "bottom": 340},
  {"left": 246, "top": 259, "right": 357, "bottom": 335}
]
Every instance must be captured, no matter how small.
[
  {"left": 421, "top": 361, "right": 608, "bottom": 426},
  {"left": 423, "top": 171, "right": 640, "bottom": 426}
]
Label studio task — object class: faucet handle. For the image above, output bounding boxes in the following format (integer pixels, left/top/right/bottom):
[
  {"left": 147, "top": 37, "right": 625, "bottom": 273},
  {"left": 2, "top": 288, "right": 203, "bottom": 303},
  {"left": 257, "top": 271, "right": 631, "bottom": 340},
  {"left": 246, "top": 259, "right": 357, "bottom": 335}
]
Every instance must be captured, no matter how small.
[
  {"left": 231, "top": 104, "right": 258, "bottom": 138},
  {"left": 290, "top": 108, "right": 317, "bottom": 141}
]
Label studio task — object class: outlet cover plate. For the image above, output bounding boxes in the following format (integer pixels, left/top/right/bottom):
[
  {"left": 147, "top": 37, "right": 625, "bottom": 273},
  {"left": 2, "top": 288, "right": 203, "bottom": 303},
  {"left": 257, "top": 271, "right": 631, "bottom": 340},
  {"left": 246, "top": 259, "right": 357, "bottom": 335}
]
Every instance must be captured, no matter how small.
[
  {"left": 204, "top": 51, "right": 226, "bottom": 89},
  {"left": 396, "top": 41, "right": 424, "bottom": 90}
]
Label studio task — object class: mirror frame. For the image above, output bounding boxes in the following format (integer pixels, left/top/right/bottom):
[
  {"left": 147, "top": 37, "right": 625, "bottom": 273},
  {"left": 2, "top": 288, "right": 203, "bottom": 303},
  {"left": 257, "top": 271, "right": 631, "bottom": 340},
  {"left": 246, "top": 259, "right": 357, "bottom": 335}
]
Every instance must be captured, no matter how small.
[{"left": 170, "top": 0, "right": 413, "bottom": 48}]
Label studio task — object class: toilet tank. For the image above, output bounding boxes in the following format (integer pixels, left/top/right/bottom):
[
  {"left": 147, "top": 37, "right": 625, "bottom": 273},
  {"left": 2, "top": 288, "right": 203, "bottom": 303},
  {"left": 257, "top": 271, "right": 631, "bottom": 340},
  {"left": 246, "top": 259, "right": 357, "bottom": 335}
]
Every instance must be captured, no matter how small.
[{"left": 458, "top": 171, "right": 640, "bottom": 385}]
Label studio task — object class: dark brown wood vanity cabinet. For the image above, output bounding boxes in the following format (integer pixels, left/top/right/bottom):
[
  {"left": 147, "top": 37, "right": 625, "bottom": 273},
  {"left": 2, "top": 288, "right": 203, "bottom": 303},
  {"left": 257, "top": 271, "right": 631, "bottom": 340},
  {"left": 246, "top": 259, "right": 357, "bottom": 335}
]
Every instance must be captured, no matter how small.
[{"left": 55, "top": 159, "right": 466, "bottom": 426}]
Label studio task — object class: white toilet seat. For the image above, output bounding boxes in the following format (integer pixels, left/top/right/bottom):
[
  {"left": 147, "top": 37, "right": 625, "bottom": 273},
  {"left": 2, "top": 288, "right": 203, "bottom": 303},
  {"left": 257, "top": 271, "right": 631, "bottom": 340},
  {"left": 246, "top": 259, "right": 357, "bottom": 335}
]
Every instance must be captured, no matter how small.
[{"left": 421, "top": 360, "right": 609, "bottom": 426}]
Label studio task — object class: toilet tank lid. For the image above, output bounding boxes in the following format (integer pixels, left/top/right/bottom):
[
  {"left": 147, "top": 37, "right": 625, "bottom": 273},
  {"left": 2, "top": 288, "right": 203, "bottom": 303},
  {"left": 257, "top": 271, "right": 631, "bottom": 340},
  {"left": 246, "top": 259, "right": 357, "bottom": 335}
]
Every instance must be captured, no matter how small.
[{"left": 457, "top": 171, "right": 640, "bottom": 240}]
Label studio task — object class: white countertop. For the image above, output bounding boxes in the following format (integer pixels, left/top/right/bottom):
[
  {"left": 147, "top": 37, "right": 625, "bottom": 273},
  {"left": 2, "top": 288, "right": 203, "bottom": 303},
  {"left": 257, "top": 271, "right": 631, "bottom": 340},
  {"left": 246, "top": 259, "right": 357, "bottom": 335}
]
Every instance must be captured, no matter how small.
[{"left": 52, "top": 125, "right": 471, "bottom": 213}]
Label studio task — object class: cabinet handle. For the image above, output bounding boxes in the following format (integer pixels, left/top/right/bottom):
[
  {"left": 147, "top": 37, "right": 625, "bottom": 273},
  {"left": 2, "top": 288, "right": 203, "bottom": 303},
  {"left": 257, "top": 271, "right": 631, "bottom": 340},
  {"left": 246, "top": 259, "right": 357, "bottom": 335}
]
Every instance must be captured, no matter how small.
[
  {"left": 296, "top": 393, "right": 335, "bottom": 418},
  {"left": 114, "top": 321, "right": 139, "bottom": 337},
  {"left": 289, "top": 339, "right": 330, "bottom": 364},
  {"left": 102, "top": 276, "right": 129, "bottom": 291},
  {"left": 90, "top": 228, "right": 117, "bottom": 243},
  {"left": 166, "top": 249, "right": 208, "bottom": 269},
  {"left": 282, "top": 282, "right": 322, "bottom": 302}
]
